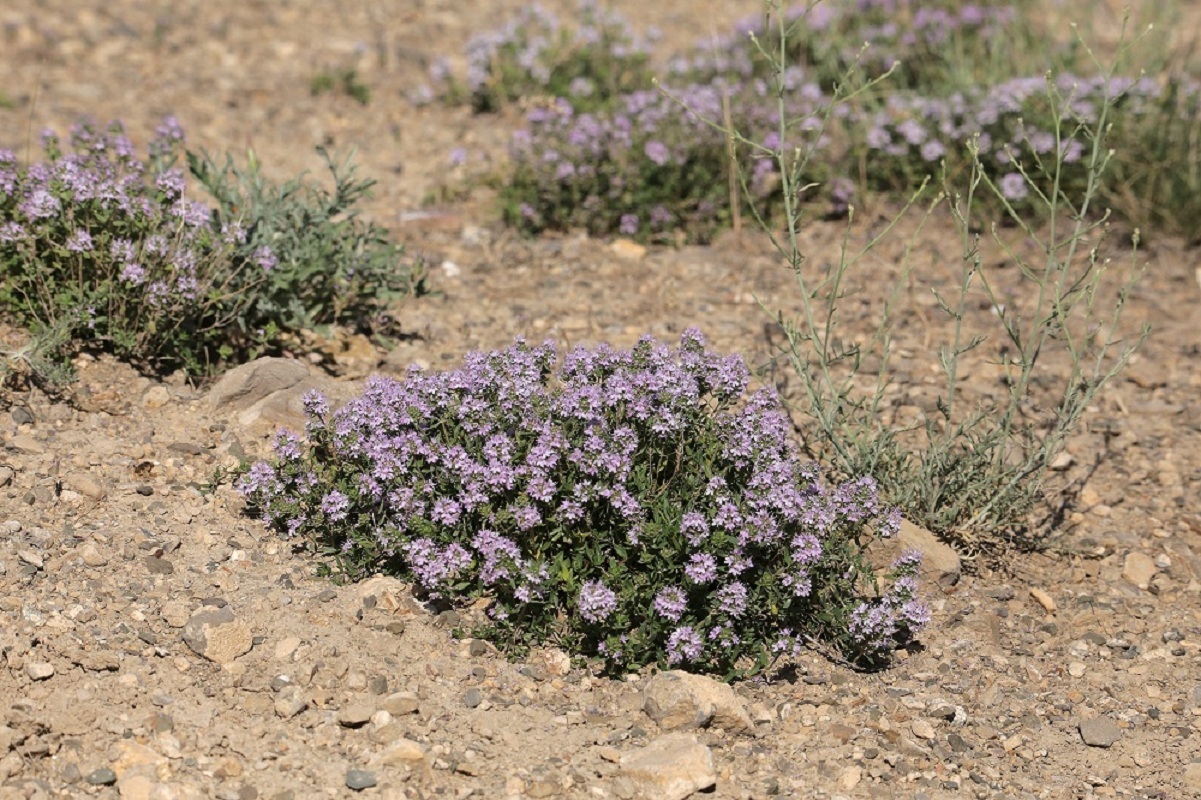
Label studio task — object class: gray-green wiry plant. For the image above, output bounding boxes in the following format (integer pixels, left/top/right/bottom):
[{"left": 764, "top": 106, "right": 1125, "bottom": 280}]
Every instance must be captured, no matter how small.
[
  {"left": 188, "top": 146, "right": 426, "bottom": 360},
  {"left": 704, "top": 2, "right": 1148, "bottom": 557}
]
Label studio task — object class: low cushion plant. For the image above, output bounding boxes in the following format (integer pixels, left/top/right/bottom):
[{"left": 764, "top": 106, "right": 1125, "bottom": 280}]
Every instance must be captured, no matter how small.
[{"left": 237, "top": 330, "right": 928, "bottom": 679}]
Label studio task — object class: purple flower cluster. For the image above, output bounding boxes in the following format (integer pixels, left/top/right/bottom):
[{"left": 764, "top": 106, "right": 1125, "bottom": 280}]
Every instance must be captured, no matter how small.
[
  {"left": 240, "top": 329, "right": 921, "bottom": 674},
  {"left": 486, "top": 0, "right": 1191, "bottom": 240}
]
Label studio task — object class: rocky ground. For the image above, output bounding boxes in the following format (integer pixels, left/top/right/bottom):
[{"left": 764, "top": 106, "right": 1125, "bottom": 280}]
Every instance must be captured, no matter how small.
[{"left": 2, "top": 1, "right": 1201, "bottom": 799}]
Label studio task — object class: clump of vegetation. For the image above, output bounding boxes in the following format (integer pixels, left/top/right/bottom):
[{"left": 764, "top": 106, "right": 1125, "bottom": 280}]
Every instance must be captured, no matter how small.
[
  {"left": 310, "top": 66, "right": 371, "bottom": 105},
  {"left": 238, "top": 331, "right": 928, "bottom": 679},
  {"left": 0, "top": 118, "right": 422, "bottom": 381}
]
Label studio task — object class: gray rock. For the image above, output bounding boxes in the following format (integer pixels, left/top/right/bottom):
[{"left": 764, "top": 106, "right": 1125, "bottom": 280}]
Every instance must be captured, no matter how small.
[
  {"left": 85, "top": 768, "right": 117, "bottom": 786},
  {"left": 619, "top": 733, "right": 716, "bottom": 800},
  {"left": 207, "top": 357, "right": 310, "bottom": 411},
  {"left": 182, "top": 607, "right": 253, "bottom": 664},
  {"left": 1079, "top": 716, "right": 1122, "bottom": 747},
  {"left": 274, "top": 688, "right": 308, "bottom": 719},
  {"left": 642, "top": 671, "right": 752, "bottom": 733},
  {"left": 464, "top": 688, "right": 483, "bottom": 709},
  {"left": 345, "top": 769, "right": 376, "bottom": 791}
]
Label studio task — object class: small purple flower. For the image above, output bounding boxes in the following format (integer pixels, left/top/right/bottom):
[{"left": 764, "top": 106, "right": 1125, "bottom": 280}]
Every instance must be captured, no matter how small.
[
  {"left": 999, "top": 172, "right": 1028, "bottom": 201},
  {"left": 618, "top": 213, "right": 639, "bottom": 235},
  {"left": 0, "top": 222, "right": 27, "bottom": 243},
  {"left": 684, "top": 553, "right": 718, "bottom": 585},
  {"left": 644, "top": 140, "right": 670, "bottom": 166},
  {"left": 253, "top": 245, "right": 277, "bottom": 271},
  {"left": 666, "top": 626, "right": 703, "bottom": 665},
  {"left": 20, "top": 188, "right": 60, "bottom": 220},
  {"left": 653, "top": 585, "right": 687, "bottom": 622},
  {"left": 449, "top": 147, "right": 468, "bottom": 167},
  {"left": 119, "top": 262, "right": 147, "bottom": 286},
  {"left": 65, "top": 229, "right": 93, "bottom": 253},
  {"left": 321, "top": 489, "right": 350, "bottom": 521},
  {"left": 716, "top": 581, "right": 748, "bottom": 617},
  {"left": 578, "top": 580, "right": 618, "bottom": 623}
]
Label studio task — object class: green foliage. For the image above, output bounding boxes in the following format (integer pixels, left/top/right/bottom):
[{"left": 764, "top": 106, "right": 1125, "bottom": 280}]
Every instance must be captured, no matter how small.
[
  {"left": 310, "top": 66, "right": 371, "bottom": 105},
  {"left": 187, "top": 146, "right": 426, "bottom": 360},
  {"left": 238, "top": 334, "right": 928, "bottom": 679},
  {"left": 732, "top": 3, "right": 1148, "bottom": 556},
  {"left": 0, "top": 119, "right": 422, "bottom": 379}
]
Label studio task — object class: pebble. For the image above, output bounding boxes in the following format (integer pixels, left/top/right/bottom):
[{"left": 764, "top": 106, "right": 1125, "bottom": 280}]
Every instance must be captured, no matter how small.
[
  {"left": 1029, "top": 587, "right": 1057, "bottom": 613},
  {"left": 1079, "top": 716, "right": 1122, "bottom": 748},
  {"left": 182, "top": 607, "right": 253, "bottom": 664},
  {"left": 345, "top": 769, "right": 376, "bottom": 791},
  {"left": 25, "top": 662, "right": 54, "bottom": 681},
  {"left": 337, "top": 702, "right": 375, "bottom": 728},
  {"left": 1122, "top": 552, "right": 1158, "bottom": 590},
  {"left": 911, "top": 719, "right": 936, "bottom": 740},
  {"left": 85, "top": 768, "right": 117, "bottom": 786}
]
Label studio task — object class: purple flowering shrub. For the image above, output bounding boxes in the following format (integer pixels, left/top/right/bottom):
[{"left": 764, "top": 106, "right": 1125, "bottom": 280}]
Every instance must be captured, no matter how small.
[
  {"left": 427, "top": 1, "right": 655, "bottom": 114},
  {"left": 238, "top": 330, "right": 927, "bottom": 677},
  {"left": 0, "top": 118, "right": 423, "bottom": 378},
  {"left": 0, "top": 119, "right": 242, "bottom": 375}
]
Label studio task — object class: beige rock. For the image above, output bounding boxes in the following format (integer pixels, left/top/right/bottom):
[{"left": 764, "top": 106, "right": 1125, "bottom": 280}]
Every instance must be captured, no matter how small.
[
  {"left": 619, "top": 733, "right": 716, "bottom": 800},
  {"left": 274, "top": 635, "right": 302, "bottom": 661},
  {"left": 642, "top": 670, "right": 752, "bottom": 733},
  {"left": 66, "top": 473, "right": 106, "bottom": 500},
  {"left": 837, "top": 766, "right": 862, "bottom": 791},
  {"left": 374, "top": 738, "right": 431, "bottom": 781},
  {"left": 159, "top": 602, "right": 191, "bottom": 629},
  {"left": 382, "top": 691, "right": 421, "bottom": 716},
  {"left": 609, "top": 238, "right": 647, "bottom": 260},
  {"left": 78, "top": 542, "right": 110, "bottom": 568},
  {"left": 141, "top": 385, "right": 172, "bottom": 409},
  {"left": 1029, "top": 588, "right": 1057, "bottom": 614},
  {"left": 207, "top": 357, "right": 309, "bottom": 411},
  {"left": 1122, "top": 552, "right": 1158, "bottom": 590},
  {"left": 181, "top": 607, "right": 253, "bottom": 664},
  {"left": 868, "top": 519, "right": 961, "bottom": 589}
]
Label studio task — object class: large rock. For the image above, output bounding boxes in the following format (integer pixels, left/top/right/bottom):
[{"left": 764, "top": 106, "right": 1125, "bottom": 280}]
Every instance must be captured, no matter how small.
[
  {"left": 181, "top": 607, "right": 253, "bottom": 665},
  {"left": 642, "top": 671, "right": 752, "bottom": 733},
  {"left": 869, "top": 518, "right": 961, "bottom": 590},
  {"left": 206, "top": 357, "right": 351, "bottom": 437},
  {"left": 618, "top": 733, "right": 716, "bottom": 800}
]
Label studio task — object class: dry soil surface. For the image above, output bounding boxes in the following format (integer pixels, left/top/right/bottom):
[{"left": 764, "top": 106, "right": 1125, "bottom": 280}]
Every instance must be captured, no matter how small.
[{"left": 2, "top": 2, "right": 1201, "bottom": 799}]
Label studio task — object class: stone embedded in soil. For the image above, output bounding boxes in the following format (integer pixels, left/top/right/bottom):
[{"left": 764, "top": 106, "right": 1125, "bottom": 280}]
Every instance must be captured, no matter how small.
[
  {"left": 619, "top": 733, "right": 716, "bottom": 800},
  {"left": 66, "top": 473, "right": 106, "bottom": 500},
  {"left": 207, "top": 357, "right": 309, "bottom": 411},
  {"left": 1030, "top": 588, "right": 1057, "bottom": 614},
  {"left": 337, "top": 702, "right": 375, "bottom": 728},
  {"left": 25, "top": 662, "right": 54, "bottom": 681},
  {"left": 86, "top": 768, "right": 117, "bottom": 786},
  {"left": 345, "top": 769, "right": 376, "bottom": 791},
  {"left": 382, "top": 691, "right": 420, "bottom": 716},
  {"left": 1079, "top": 716, "right": 1122, "bottom": 748},
  {"left": 273, "top": 688, "right": 307, "bottom": 719},
  {"left": 868, "top": 519, "right": 961, "bottom": 589},
  {"left": 181, "top": 607, "right": 253, "bottom": 664},
  {"left": 1122, "top": 552, "right": 1158, "bottom": 590},
  {"left": 642, "top": 671, "right": 752, "bottom": 733}
]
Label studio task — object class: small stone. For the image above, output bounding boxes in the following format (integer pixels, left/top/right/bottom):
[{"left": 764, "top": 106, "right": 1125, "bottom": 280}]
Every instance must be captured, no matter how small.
[
  {"left": 609, "top": 238, "right": 647, "bottom": 260},
  {"left": 182, "top": 607, "right": 253, "bottom": 664},
  {"left": 1049, "top": 452, "right": 1074, "bottom": 471},
  {"left": 345, "top": 769, "right": 376, "bottom": 791},
  {"left": 382, "top": 691, "right": 420, "bottom": 716},
  {"left": 1068, "top": 662, "right": 1086, "bottom": 678},
  {"left": 1079, "top": 716, "right": 1122, "bottom": 748},
  {"left": 273, "top": 689, "right": 307, "bottom": 719},
  {"left": 142, "top": 386, "right": 172, "bottom": 409},
  {"left": 78, "top": 542, "right": 109, "bottom": 567},
  {"left": 464, "top": 688, "right": 483, "bottom": 709},
  {"left": 1122, "top": 552, "right": 1158, "bottom": 590},
  {"left": 642, "top": 670, "right": 752, "bottom": 733},
  {"left": 837, "top": 766, "right": 862, "bottom": 791},
  {"left": 17, "top": 550, "right": 43, "bottom": 569},
  {"left": 1029, "top": 587, "right": 1057, "bottom": 613},
  {"left": 367, "top": 675, "right": 388, "bottom": 695},
  {"left": 274, "top": 636, "right": 302, "bottom": 661},
  {"left": 619, "top": 733, "right": 716, "bottom": 800},
  {"left": 1183, "top": 762, "right": 1201, "bottom": 792},
  {"left": 145, "top": 556, "right": 174, "bottom": 575},
  {"left": 86, "top": 768, "right": 117, "bottom": 786},
  {"left": 160, "top": 601, "right": 191, "bottom": 628},
  {"left": 911, "top": 719, "right": 936, "bottom": 740},
  {"left": 67, "top": 474, "right": 107, "bottom": 500},
  {"left": 25, "top": 662, "right": 54, "bottom": 681},
  {"left": 8, "top": 434, "right": 44, "bottom": 455},
  {"left": 338, "top": 702, "right": 375, "bottom": 728}
]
